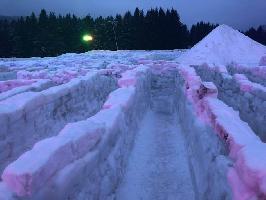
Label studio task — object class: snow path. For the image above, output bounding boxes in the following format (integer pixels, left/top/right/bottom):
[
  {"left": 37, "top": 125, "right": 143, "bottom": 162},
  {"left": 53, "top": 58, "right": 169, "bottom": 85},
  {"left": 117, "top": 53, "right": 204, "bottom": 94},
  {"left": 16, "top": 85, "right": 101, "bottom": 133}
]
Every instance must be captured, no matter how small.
[{"left": 115, "top": 110, "right": 195, "bottom": 200}]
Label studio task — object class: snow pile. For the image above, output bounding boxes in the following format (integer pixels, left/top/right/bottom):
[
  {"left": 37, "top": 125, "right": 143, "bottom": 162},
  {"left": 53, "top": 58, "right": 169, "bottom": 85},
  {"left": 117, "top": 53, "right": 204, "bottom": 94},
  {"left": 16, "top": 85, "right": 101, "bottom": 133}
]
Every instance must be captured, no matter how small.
[{"left": 178, "top": 25, "right": 266, "bottom": 66}]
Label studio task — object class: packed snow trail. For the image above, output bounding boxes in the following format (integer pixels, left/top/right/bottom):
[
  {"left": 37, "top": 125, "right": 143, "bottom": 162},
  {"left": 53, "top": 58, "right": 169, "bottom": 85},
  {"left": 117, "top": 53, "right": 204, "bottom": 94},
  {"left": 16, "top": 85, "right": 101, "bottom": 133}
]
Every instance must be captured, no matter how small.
[{"left": 115, "top": 110, "right": 195, "bottom": 200}]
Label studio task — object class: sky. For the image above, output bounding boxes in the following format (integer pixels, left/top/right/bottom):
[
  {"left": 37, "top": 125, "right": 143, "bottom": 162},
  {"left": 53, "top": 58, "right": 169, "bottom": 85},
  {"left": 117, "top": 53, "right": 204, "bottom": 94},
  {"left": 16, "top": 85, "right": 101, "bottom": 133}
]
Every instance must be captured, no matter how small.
[{"left": 0, "top": 0, "right": 265, "bottom": 30}]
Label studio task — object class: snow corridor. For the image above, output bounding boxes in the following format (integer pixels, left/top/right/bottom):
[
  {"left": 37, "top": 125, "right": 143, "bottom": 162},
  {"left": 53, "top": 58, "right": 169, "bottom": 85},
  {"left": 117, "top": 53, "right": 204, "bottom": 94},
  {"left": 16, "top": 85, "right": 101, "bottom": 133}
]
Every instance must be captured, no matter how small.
[{"left": 1, "top": 61, "right": 266, "bottom": 200}]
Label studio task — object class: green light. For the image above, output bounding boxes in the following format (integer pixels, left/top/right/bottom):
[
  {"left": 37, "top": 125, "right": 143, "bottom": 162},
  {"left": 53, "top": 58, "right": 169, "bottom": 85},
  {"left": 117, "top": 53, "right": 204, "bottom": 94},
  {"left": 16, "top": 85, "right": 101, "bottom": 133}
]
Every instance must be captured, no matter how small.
[{"left": 83, "top": 34, "right": 93, "bottom": 42}]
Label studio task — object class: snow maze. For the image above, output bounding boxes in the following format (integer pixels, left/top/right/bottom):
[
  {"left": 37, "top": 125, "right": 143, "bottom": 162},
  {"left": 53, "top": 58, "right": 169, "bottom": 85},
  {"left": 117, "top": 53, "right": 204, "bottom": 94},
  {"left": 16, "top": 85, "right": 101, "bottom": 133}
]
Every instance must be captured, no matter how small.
[
  {"left": 0, "top": 57, "right": 265, "bottom": 200},
  {"left": 0, "top": 25, "right": 266, "bottom": 200}
]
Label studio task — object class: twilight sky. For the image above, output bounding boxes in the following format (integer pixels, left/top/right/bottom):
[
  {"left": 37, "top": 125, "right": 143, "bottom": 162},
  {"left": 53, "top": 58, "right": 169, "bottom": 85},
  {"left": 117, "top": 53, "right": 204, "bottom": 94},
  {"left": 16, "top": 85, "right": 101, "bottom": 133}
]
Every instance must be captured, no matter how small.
[{"left": 0, "top": 0, "right": 265, "bottom": 30}]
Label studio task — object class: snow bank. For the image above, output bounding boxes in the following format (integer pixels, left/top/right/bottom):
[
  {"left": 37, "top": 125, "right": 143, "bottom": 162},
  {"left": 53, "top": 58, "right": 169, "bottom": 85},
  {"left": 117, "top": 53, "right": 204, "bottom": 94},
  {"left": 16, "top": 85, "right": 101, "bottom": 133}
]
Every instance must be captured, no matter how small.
[
  {"left": 175, "top": 66, "right": 232, "bottom": 199},
  {"left": 177, "top": 66, "right": 266, "bottom": 200},
  {"left": 194, "top": 64, "right": 266, "bottom": 141},
  {"left": 17, "top": 68, "right": 90, "bottom": 84},
  {"left": 1, "top": 66, "right": 151, "bottom": 199},
  {"left": 0, "top": 72, "right": 116, "bottom": 174},
  {"left": 17, "top": 70, "right": 48, "bottom": 80},
  {"left": 178, "top": 25, "right": 266, "bottom": 66},
  {"left": 118, "top": 66, "right": 149, "bottom": 87},
  {"left": 2, "top": 121, "right": 103, "bottom": 196},
  {"left": 0, "top": 79, "right": 53, "bottom": 101},
  {"left": 234, "top": 74, "right": 266, "bottom": 93},
  {"left": 103, "top": 87, "right": 136, "bottom": 109},
  {"left": 228, "top": 64, "right": 266, "bottom": 87},
  {"left": 0, "top": 79, "right": 37, "bottom": 93}
]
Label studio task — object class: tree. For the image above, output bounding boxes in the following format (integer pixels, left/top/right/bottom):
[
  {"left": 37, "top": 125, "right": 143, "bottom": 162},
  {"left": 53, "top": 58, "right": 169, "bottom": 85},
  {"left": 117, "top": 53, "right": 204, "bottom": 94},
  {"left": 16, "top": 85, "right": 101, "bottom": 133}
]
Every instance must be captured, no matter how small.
[
  {"left": 190, "top": 22, "right": 218, "bottom": 47},
  {"left": 246, "top": 26, "right": 266, "bottom": 45},
  {"left": 0, "top": 8, "right": 265, "bottom": 58}
]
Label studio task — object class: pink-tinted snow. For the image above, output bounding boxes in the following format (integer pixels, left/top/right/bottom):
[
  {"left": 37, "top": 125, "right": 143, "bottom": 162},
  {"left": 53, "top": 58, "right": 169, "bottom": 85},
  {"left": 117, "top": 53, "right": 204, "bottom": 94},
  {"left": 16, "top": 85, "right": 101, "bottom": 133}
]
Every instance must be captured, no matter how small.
[
  {"left": 17, "top": 69, "right": 90, "bottom": 84},
  {"left": 232, "top": 64, "right": 266, "bottom": 80},
  {"left": 149, "top": 61, "right": 178, "bottom": 75},
  {"left": 136, "top": 58, "right": 154, "bottom": 65},
  {"left": 234, "top": 74, "right": 266, "bottom": 93},
  {"left": 103, "top": 87, "right": 136, "bottom": 110},
  {"left": 178, "top": 65, "right": 266, "bottom": 200},
  {"left": 2, "top": 121, "right": 103, "bottom": 196},
  {"left": 200, "top": 63, "right": 228, "bottom": 73},
  {"left": 1, "top": 65, "right": 148, "bottom": 197},
  {"left": 0, "top": 79, "right": 36, "bottom": 93},
  {"left": 118, "top": 65, "right": 148, "bottom": 87}
]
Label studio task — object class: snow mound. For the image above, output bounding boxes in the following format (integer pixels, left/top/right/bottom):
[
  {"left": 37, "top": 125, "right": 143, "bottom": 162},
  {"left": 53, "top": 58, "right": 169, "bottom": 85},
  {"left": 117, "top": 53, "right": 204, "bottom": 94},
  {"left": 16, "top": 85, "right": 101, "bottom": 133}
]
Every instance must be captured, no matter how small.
[{"left": 178, "top": 25, "right": 266, "bottom": 66}]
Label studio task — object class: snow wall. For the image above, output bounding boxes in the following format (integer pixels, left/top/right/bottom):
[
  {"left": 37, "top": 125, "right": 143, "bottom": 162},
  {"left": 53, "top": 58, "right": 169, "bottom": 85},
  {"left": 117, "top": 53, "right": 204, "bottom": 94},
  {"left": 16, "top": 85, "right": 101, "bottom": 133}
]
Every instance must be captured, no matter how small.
[
  {"left": 194, "top": 64, "right": 266, "bottom": 142},
  {"left": 0, "top": 72, "right": 116, "bottom": 174},
  {"left": 0, "top": 66, "right": 151, "bottom": 199},
  {"left": 0, "top": 79, "right": 54, "bottom": 101},
  {"left": 149, "top": 65, "right": 232, "bottom": 199},
  {"left": 177, "top": 65, "right": 266, "bottom": 200},
  {"left": 228, "top": 64, "right": 266, "bottom": 87},
  {"left": 1, "top": 63, "right": 265, "bottom": 199},
  {"left": 174, "top": 66, "right": 232, "bottom": 199}
]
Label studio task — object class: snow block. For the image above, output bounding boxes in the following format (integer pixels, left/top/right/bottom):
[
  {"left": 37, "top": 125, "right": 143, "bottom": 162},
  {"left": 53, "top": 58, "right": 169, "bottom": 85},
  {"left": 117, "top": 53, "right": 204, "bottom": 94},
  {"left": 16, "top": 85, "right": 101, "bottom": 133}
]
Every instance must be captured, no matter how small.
[
  {"left": 178, "top": 65, "right": 266, "bottom": 200},
  {"left": 0, "top": 72, "right": 116, "bottom": 173},
  {"left": 228, "top": 64, "right": 266, "bottom": 87},
  {"left": 234, "top": 74, "right": 266, "bottom": 94},
  {"left": 103, "top": 87, "right": 136, "bottom": 110},
  {"left": 175, "top": 67, "right": 232, "bottom": 199},
  {"left": 0, "top": 79, "right": 53, "bottom": 101},
  {"left": 0, "top": 79, "right": 36, "bottom": 93},
  {"left": 1, "top": 66, "right": 151, "bottom": 199},
  {"left": 118, "top": 65, "right": 149, "bottom": 87},
  {"left": 195, "top": 64, "right": 266, "bottom": 142},
  {"left": 17, "top": 68, "right": 90, "bottom": 84},
  {"left": 197, "top": 82, "right": 218, "bottom": 99},
  {"left": 2, "top": 120, "right": 103, "bottom": 196}
]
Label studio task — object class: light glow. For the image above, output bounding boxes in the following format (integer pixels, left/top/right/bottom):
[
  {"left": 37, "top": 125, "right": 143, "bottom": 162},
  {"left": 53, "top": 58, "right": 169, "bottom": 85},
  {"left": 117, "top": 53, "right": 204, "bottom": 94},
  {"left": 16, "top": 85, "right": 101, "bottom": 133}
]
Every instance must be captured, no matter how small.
[{"left": 83, "top": 34, "right": 93, "bottom": 42}]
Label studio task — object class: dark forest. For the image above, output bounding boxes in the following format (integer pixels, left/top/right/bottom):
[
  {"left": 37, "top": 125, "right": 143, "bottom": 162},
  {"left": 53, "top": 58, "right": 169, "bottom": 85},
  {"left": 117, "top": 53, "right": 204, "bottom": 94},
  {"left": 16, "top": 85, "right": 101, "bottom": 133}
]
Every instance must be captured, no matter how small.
[{"left": 0, "top": 8, "right": 265, "bottom": 58}]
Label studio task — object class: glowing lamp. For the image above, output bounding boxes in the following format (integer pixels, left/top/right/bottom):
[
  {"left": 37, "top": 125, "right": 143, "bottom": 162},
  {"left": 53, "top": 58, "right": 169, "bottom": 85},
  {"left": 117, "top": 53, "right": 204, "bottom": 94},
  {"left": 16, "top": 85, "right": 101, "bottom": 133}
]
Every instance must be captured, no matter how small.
[{"left": 83, "top": 34, "right": 93, "bottom": 42}]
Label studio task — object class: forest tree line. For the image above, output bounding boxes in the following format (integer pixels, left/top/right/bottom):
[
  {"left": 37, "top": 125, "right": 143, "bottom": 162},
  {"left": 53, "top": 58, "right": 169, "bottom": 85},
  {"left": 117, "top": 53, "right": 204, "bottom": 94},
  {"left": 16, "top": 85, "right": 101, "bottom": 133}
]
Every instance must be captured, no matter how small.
[{"left": 0, "top": 8, "right": 265, "bottom": 58}]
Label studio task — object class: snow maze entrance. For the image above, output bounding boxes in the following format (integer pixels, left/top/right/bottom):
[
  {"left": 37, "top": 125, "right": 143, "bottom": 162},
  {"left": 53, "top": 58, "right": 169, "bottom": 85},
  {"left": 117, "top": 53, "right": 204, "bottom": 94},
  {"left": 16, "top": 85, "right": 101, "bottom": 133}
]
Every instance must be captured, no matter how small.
[{"left": 0, "top": 63, "right": 266, "bottom": 200}]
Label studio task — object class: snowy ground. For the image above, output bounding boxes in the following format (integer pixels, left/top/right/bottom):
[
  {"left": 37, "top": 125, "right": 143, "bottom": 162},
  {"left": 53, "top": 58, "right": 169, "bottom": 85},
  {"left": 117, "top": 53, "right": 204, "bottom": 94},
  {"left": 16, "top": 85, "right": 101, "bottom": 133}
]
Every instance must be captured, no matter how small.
[
  {"left": 0, "top": 25, "right": 266, "bottom": 200},
  {"left": 115, "top": 110, "right": 195, "bottom": 200}
]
